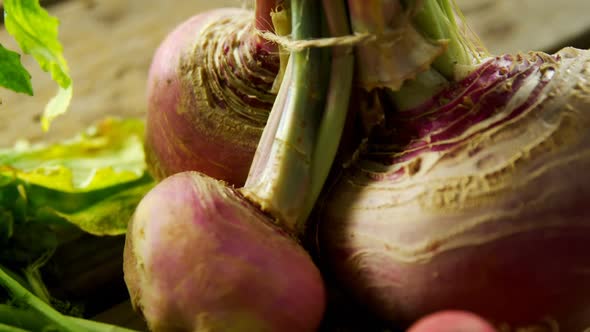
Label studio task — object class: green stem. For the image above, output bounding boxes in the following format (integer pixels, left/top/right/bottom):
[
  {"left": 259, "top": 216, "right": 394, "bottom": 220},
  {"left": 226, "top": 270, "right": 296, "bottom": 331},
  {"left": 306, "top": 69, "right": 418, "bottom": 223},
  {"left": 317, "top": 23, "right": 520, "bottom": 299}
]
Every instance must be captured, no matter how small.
[
  {"left": 410, "top": 0, "right": 482, "bottom": 78},
  {"left": 0, "top": 305, "right": 49, "bottom": 331},
  {"left": 269, "top": 5, "right": 292, "bottom": 93},
  {"left": 0, "top": 266, "right": 137, "bottom": 332},
  {"left": 301, "top": 0, "right": 355, "bottom": 223},
  {"left": 68, "top": 316, "right": 139, "bottom": 332},
  {"left": 244, "top": 0, "right": 354, "bottom": 235},
  {"left": 23, "top": 249, "right": 54, "bottom": 304},
  {"left": 0, "top": 323, "right": 29, "bottom": 332},
  {"left": 0, "top": 265, "right": 76, "bottom": 332},
  {"left": 243, "top": 0, "right": 329, "bottom": 235}
]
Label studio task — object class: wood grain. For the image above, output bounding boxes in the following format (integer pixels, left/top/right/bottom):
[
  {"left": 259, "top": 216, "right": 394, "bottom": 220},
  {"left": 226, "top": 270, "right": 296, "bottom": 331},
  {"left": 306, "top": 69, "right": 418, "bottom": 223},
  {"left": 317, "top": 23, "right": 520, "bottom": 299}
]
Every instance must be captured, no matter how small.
[{"left": 456, "top": 0, "right": 590, "bottom": 54}]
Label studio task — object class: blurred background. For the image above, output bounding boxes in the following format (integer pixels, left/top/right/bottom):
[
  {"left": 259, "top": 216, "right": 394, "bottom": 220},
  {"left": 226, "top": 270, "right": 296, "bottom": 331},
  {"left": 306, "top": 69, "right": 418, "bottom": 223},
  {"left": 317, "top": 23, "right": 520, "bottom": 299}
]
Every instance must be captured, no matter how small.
[{"left": 1, "top": 0, "right": 589, "bottom": 148}]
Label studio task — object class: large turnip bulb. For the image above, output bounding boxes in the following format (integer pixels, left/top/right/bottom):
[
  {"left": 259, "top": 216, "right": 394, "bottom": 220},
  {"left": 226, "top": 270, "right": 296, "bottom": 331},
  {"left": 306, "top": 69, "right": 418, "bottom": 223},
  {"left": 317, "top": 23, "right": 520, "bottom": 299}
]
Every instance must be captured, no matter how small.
[{"left": 318, "top": 48, "right": 590, "bottom": 331}]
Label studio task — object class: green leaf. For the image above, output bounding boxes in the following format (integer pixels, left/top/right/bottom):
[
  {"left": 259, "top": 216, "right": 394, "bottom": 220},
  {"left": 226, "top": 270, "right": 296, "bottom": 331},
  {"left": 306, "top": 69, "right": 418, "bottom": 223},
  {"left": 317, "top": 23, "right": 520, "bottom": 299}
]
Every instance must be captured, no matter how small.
[
  {"left": 0, "top": 117, "right": 154, "bottom": 235},
  {"left": 44, "top": 178, "right": 154, "bottom": 235},
  {"left": 0, "top": 44, "right": 33, "bottom": 95},
  {"left": 3, "top": 0, "right": 70, "bottom": 88},
  {"left": 4, "top": 0, "right": 73, "bottom": 129},
  {"left": 0, "top": 118, "right": 146, "bottom": 192}
]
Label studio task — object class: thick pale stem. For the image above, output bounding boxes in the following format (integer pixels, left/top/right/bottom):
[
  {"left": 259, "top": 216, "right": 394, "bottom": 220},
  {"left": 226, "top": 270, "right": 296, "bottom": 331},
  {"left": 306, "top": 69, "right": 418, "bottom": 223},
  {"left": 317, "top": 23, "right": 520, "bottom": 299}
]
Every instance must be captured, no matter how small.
[
  {"left": 244, "top": 60, "right": 294, "bottom": 192},
  {"left": 243, "top": 0, "right": 328, "bottom": 235},
  {"left": 347, "top": 0, "right": 486, "bottom": 94},
  {"left": 409, "top": 0, "right": 485, "bottom": 78},
  {"left": 244, "top": 0, "right": 354, "bottom": 235}
]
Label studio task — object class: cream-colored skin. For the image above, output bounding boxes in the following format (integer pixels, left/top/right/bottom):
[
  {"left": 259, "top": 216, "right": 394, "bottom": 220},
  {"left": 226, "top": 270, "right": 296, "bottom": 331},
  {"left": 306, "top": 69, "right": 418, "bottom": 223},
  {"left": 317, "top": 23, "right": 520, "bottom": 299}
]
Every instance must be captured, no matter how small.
[{"left": 319, "top": 48, "right": 590, "bottom": 330}]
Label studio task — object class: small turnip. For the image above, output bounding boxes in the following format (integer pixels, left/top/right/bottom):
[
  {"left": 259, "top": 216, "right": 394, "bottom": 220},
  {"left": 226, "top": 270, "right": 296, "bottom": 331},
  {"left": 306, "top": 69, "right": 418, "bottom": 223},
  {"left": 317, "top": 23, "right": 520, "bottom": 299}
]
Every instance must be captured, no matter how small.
[
  {"left": 407, "top": 311, "right": 497, "bottom": 332},
  {"left": 145, "top": 6, "right": 279, "bottom": 186},
  {"left": 124, "top": 172, "right": 325, "bottom": 332}
]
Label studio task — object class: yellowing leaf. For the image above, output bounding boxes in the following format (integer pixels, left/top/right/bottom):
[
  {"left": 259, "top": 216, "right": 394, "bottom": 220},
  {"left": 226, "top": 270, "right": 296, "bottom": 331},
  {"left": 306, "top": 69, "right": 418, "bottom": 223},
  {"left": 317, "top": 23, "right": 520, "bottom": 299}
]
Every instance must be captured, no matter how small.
[
  {"left": 41, "top": 85, "right": 72, "bottom": 131},
  {"left": 0, "top": 117, "right": 154, "bottom": 236},
  {"left": 0, "top": 118, "right": 146, "bottom": 192}
]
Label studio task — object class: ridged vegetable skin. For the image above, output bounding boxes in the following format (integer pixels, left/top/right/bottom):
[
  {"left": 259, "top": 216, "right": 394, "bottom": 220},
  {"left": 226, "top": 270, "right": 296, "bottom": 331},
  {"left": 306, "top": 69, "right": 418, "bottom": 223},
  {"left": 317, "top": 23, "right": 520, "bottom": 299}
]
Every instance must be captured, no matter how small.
[
  {"left": 145, "top": 9, "right": 277, "bottom": 186},
  {"left": 318, "top": 48, "right": 590, "bottom": 330}
]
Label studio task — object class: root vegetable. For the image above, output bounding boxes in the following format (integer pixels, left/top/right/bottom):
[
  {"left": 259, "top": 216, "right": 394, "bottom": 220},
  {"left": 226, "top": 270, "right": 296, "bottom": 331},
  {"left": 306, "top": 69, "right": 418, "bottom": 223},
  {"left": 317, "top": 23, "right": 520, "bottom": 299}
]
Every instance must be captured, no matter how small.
[
  {"left": 123, "top": 172, "right": 325, "bottom": 332},
  {"left": 124, "top": 1, "right": 354, "bottom": 331},
  {"left": 315, "top": 1, "right": 590, "bottom": 330},
  {"left": 145, "top": 7, "right": 279, "bottom": 186},
  {"left": 128, "top": 0, "right": 590, "bottom": 330},
  {"left": 318, "top": 46, "right": 590, "bottom": 331},
  {"left": 407, "top": 311, "right": 497, "bottom": 332}
]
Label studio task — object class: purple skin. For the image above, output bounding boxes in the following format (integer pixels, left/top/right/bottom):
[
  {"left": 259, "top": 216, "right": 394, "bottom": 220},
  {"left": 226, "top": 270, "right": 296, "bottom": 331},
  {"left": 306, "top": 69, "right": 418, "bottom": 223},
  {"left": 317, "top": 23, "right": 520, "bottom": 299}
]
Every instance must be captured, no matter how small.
[
  {"left": 145, "top": 9, "right": 277, "bottom": 186},
  {"left": 318, "top": 49, "right": 590, "bottom": 330},
  {"left": 124, "top": 172, "right": 326, "bottom": 332},
  {"left": 406, "top": 311, "right": 497, "bottom": 332}
]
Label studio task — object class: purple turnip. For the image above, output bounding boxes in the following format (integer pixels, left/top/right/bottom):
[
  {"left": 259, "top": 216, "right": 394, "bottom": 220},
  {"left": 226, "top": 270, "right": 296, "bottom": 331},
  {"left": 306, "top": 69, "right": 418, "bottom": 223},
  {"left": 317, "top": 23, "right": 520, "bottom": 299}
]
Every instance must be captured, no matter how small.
[
  {"left": 124, "top": 1, "right": 354, "bottom": 331},
  {"left": 145, "top": 5, "right": 280, "bottom": 186},
  {"left": 316, "top": 1, "right": 590, "bottom": 330},
  {"left": 124, "top": 172, "right": 325, "bottom": 332},
  {"left": 407, "top": 311, "right": 498, "bottom": 332}
]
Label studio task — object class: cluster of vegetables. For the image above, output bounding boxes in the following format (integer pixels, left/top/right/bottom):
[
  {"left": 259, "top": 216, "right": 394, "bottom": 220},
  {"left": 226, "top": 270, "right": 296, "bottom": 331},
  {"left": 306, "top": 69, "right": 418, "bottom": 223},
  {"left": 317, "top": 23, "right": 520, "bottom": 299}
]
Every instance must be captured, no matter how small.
[
  {"left": 1, "top": 0, "right": 589, "bottom": 331},
  {"left": 128, "top": 0, "right": 590, "bottom": 331}
]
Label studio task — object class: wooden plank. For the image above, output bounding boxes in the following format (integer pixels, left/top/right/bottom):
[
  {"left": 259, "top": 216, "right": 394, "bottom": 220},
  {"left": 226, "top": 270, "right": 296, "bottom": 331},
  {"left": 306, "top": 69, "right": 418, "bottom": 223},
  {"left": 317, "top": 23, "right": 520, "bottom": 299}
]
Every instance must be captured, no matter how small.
[{"left": 456, "top": 0, "right": 590, "bottom": 54}]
